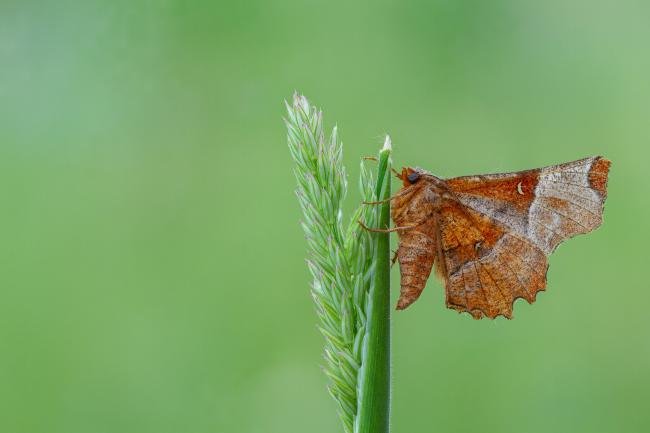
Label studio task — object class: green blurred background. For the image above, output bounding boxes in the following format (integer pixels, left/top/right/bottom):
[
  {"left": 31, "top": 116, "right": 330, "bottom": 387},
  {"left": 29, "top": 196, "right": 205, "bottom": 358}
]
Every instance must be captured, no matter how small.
[{"left": 1, "top": 1, "right": 648, "bottom": 432}]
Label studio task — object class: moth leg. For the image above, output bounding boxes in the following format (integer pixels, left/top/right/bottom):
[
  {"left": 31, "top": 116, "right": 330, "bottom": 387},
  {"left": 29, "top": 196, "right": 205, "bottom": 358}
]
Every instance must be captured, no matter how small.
[
  {"left": 363, "top": 197, "right": 392, "bottom": 205},
  {"left": 362, "top": 189, "right": 410, "bottom": 205},
  {"left": 358, "top": 219, "right": 425, "bottom": 233}
]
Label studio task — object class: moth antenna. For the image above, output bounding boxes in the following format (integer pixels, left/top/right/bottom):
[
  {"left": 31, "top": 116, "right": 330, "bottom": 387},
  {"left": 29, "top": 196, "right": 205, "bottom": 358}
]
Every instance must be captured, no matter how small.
[
  {"left": 361, "top": 158, "right": 402, "bottom": 179},
  {"left": 361, "top": 157, "right": 403, "bottom": 180}
]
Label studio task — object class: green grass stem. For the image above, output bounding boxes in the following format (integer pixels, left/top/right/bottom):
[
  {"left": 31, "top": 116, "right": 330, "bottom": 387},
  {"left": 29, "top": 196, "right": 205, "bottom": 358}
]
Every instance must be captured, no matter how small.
[{"left": 355, "top": 138, "right": 392, "bottom": 433}]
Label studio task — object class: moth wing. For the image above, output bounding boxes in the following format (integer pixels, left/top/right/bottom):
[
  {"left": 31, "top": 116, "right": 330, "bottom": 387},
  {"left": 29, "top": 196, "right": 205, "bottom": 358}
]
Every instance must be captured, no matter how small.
[
  {"left": 445, "top": 156, "right": 610, "bottom": 255},
  {"left": 436, "top": 199, "right": 547, "bottom": 319},
  {"left": 441, "top": 156, "right": 610, "bottom": 318}
]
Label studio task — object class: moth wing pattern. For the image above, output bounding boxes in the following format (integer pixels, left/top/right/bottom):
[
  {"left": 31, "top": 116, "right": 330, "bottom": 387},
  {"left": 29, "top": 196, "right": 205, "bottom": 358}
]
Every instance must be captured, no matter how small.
[
  {"left": 446, "top": 156, "right": 610, "bottom": 255},
  {"left": 440, "top": 156, "right": 610, "bottom": 318},
  {"left": 433, "top": 197, "right": 544, "bottom": 319}
]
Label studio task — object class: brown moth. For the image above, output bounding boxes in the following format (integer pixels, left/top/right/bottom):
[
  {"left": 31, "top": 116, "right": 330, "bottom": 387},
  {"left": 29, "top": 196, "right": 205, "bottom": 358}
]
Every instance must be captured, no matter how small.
[{"left": 387, "top": 156, "right": 610, "bottom": 319}]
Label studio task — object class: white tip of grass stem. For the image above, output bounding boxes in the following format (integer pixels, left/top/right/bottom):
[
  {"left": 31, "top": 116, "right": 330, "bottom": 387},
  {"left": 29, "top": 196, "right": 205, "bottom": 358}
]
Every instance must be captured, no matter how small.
[{"left": 382, "top": 135, "right": 392, "bottom": 152}]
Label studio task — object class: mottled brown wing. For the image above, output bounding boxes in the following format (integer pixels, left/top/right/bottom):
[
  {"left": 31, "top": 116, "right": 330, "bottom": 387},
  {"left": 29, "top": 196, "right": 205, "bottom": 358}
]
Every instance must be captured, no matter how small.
[
  {"left": 441, "top": 156, "right": 610, "bottom": 319},
  {"left": 436, "top": 201, "right": 547, "bottom": 319}
]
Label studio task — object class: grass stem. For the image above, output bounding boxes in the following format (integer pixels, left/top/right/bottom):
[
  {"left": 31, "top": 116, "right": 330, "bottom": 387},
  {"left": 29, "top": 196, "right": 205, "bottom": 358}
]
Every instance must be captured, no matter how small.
[{"left": 355, "top": 137, "right": 392, "bottom": 433}]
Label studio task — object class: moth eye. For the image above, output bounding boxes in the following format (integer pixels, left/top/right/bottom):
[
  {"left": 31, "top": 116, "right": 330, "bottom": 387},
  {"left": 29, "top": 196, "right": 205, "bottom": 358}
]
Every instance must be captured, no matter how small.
[{"left": 407, "top": 172, "right": 420, "bottom": 183}]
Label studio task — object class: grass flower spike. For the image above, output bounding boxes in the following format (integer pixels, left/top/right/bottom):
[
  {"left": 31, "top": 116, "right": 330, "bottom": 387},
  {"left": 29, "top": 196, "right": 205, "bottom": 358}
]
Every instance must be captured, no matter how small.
[{"left": 286, "top": 93, "right": 392, "bottom": 433}]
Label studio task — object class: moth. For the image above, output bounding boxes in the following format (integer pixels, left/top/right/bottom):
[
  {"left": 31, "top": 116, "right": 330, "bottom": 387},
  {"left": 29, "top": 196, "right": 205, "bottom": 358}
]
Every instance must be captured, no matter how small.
[{"left": 377, "top": 156, "right": 610, "bottom": 319}]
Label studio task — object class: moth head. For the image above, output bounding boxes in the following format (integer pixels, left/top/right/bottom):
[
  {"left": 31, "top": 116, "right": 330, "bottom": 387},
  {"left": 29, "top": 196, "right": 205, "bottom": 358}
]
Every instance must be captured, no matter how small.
[
  {"left": 400, "top": 167, "right": 422, "bottom": 186},
  {"left": 407, "top": 171, "right": 420, "bottom": 183}
]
